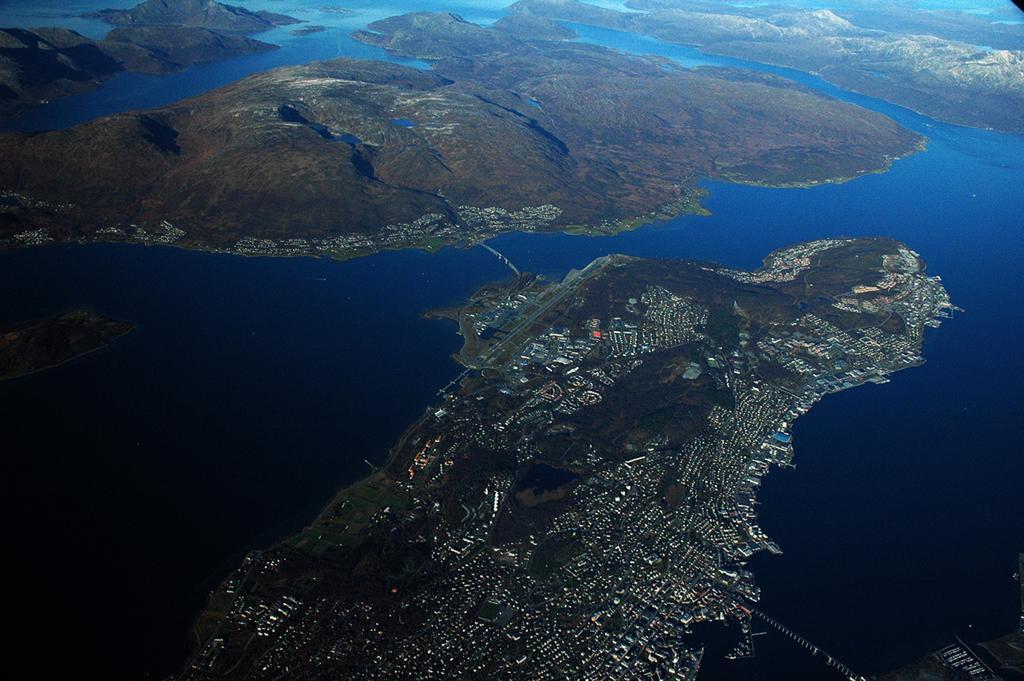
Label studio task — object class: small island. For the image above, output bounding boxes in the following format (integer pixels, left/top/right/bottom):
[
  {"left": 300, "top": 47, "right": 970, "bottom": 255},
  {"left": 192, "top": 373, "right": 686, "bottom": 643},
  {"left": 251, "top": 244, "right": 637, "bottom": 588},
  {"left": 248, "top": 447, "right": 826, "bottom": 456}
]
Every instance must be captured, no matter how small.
[
  {"left": 0, "top": 309, "right": 133, "bottom": 380},
  {"left": 290, "top": 25, "right": 327, "bottom": 37}
]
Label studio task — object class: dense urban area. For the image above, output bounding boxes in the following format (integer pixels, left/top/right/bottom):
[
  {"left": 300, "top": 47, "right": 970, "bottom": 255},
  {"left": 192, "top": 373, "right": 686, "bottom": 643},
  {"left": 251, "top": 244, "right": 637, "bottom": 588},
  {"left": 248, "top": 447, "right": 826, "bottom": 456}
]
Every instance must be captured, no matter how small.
[{"left": 179, "top": 238, "right": 980, "bottom": 680}]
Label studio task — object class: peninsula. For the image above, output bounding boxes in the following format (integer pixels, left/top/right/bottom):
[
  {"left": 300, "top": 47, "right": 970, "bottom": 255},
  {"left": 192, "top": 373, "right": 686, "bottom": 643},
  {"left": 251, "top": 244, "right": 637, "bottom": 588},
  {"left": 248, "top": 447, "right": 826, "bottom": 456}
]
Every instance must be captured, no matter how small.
[
  {"left": 0, "top": 13, "right": 923, "bottom": 260},
  {"left": 179, "top": 237, "right": 955, "bottom": 680}
]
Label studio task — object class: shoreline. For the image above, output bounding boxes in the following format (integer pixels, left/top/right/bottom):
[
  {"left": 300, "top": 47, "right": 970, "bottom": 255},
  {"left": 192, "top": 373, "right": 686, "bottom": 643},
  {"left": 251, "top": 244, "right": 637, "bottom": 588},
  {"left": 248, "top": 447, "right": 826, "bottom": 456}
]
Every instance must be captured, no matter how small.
[{"left": 0, "top": 155, "right": 929, "bottom": 262}]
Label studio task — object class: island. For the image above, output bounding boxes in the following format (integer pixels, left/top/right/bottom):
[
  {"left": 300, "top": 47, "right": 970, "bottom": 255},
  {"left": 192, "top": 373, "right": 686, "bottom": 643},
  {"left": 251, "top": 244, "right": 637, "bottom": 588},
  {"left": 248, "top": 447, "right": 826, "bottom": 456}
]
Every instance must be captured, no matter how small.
[
  {"left": 508, "top": 0, "right": 1024, "bottom": 134},
  {"left": 0, "top": 0, "right": 301, "bottom": 122},
  {"left": 89, "top": 0, "right": 299, "bottom": 34},
  {"left": 178, "top": 237, "right": 955, "bottom": 680},
  {"left": 0, "top": 13, "right": 923, "bottom": 260},
  {"left": 291, "top": 26, "right": 328, "bottom": 37},
  {"left": 0, "top": 309, "right": 133, "bottom": 380}
]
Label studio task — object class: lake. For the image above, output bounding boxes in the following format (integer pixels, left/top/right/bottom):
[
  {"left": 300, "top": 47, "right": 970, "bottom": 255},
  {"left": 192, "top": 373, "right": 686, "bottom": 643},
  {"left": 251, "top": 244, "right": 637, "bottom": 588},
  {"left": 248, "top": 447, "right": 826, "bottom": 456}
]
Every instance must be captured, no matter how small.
[{"left": 1, "top": 1, "right": 1021, "bottom": 679}]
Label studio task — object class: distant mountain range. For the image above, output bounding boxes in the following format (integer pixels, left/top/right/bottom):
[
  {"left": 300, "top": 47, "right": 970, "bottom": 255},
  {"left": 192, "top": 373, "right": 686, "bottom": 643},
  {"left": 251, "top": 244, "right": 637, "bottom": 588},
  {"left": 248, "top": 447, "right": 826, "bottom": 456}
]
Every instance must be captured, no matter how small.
[
  {"left": 510, "top": 0, "right": 1024, "bottom": 134},
  {"left": 0, "top": 0, "right": 301, "bottom": 122}
]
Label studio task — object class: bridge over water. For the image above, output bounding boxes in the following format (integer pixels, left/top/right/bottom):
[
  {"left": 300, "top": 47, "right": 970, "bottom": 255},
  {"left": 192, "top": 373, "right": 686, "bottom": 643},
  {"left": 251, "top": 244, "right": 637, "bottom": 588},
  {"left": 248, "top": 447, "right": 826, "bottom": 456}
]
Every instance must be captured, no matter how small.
[
  {"left": 731, "top": 599, "right": 866, "bottom": 680},
  {"left": 479, "top": 243, "right": 520, "bottom": 275}
]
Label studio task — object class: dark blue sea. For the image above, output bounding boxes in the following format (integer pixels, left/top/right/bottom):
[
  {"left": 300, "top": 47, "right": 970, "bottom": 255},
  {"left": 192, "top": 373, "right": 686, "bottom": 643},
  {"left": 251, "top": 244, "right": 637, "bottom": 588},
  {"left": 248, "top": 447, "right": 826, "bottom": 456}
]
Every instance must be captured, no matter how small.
[{"left": 0, "top": 2, "right": 1021, "bottom": 679}]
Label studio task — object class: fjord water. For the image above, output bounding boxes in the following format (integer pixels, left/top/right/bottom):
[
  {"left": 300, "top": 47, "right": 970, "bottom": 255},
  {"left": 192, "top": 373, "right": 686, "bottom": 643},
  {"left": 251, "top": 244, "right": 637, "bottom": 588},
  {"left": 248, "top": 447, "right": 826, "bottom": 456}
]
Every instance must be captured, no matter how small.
[{"left": 1, "top": 1, "right": 1022, "bottom": 678}]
